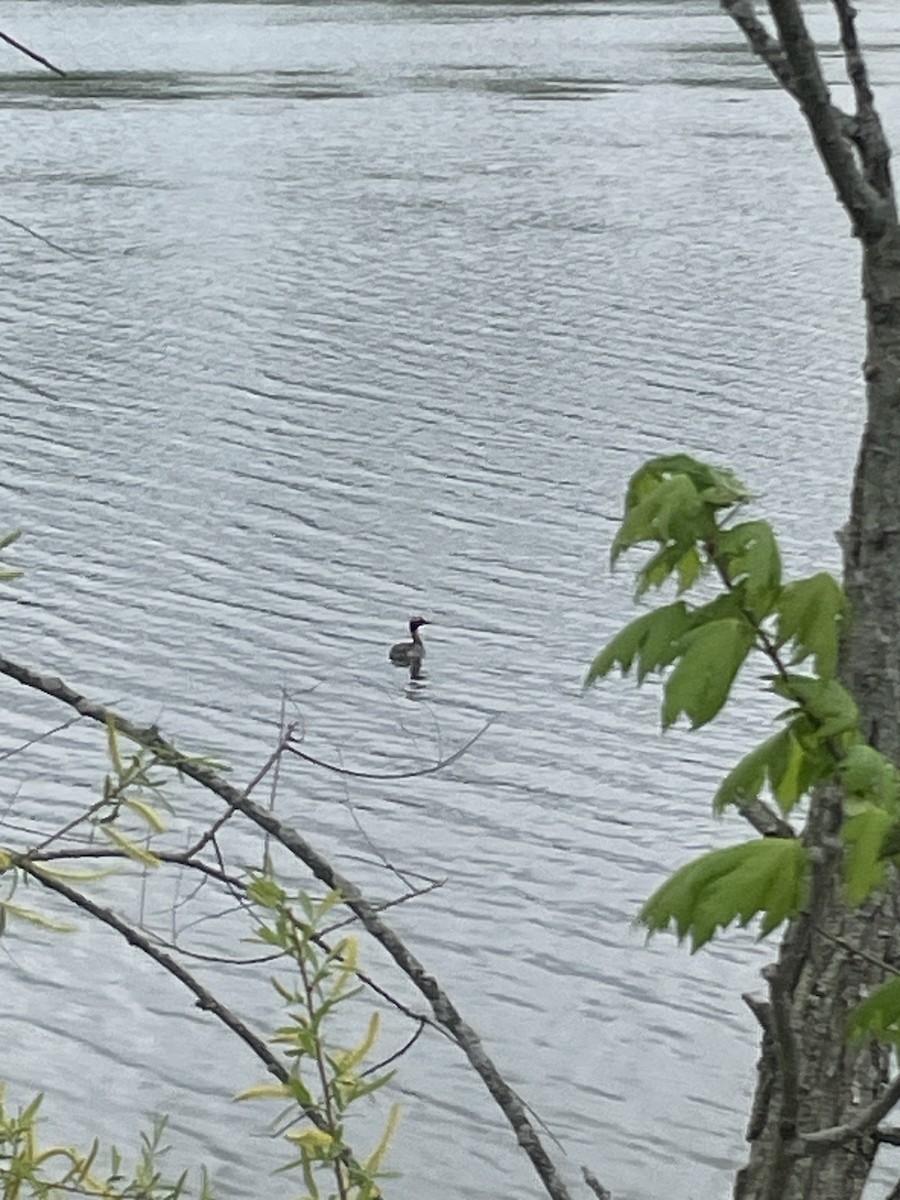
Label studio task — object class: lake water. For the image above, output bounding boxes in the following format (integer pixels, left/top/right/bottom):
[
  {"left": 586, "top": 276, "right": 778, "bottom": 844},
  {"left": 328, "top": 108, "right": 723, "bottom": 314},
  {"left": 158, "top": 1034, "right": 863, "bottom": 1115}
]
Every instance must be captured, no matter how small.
[{"left": 1, "top": 1, "right": 898, "bottom": 1197}]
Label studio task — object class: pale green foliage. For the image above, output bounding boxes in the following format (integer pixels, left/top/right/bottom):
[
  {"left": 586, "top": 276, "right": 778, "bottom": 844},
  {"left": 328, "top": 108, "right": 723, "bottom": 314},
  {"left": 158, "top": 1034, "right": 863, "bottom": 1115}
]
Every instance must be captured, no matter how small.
[
  {"left": 0, "top": 530, "right": 22, "bottom": 583},
  {"left": 640, "top": 839, "right": 806, "bottom": 951},
  {"left": 242, "top": 880, "right": 399, "bottom": 1200},
  {"left": 660, "top": 618, "right": 754, "bottom": 730},
  {"left": 776, "top": 573, "right": 848, "bottom": 681},
  {"left": 0, "top": 1096, "right": 212, "bottom": 1198},
  {"left": 589, "top": 453, "right": 900, "bottom": 968},
  {"left": 849, "top": 976, "right": 900, "bottom": 1048}
]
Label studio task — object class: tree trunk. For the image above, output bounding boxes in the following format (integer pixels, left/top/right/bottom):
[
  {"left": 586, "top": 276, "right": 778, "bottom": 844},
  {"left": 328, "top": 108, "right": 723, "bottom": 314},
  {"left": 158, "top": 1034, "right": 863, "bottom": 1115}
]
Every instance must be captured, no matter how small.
[{"left": 735, "top": 222, "right": 900, "bottom": 1200}]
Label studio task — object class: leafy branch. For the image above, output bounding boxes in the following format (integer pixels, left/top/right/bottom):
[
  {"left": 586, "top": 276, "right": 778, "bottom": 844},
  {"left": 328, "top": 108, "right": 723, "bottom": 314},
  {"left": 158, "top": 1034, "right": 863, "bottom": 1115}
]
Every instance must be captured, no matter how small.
[{"left": 586, "top": 456, "right": 900, "bottom": 964}]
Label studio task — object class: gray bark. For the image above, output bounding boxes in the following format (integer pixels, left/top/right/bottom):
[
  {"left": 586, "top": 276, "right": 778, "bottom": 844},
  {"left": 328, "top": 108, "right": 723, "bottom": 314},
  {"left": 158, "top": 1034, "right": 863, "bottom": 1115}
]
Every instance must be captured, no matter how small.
[{"left": 724, "top": 4, "right": 900, "bottom": 1198}]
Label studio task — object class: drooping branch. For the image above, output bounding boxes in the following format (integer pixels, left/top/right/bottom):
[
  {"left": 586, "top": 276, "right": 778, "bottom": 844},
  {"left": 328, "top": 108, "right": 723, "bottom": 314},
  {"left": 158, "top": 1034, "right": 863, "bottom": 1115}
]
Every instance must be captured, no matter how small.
[{"left": 0, "top": 653, "right": 580, "bottom": 1200}]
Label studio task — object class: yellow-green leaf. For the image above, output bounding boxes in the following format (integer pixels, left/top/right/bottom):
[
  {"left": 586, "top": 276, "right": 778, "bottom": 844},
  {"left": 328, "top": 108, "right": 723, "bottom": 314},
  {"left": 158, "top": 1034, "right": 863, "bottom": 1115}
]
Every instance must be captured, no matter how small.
[
  {"left": 122, "top": 797, "right": 167, "bottom": 833},
  {"left": 99, "top": 825, "right": 161, "bottom": 867},
  {"left": 234, "top": 1082, "right": 291, "bottom": 1102}
]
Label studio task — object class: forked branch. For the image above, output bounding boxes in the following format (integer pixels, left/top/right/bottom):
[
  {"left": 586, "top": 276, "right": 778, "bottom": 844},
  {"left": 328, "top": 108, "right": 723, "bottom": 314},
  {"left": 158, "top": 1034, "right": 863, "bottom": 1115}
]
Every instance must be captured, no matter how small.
[{"left": 0, "top": 652, "right": 580, "bottom": 1200}]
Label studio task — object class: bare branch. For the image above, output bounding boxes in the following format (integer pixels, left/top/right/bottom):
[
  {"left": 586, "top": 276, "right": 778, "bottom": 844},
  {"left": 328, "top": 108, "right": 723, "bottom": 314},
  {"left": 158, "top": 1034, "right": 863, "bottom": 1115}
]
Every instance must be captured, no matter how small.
[
  {"left": 763, "top": 963, "right": 800, "bottom": 1140},
  {"left": 766, "top": 0, "right": 888, "bottom": 239},
  {"left": 581, "top": 1166, "right": 612, "bottom": 1200},
  {"left": 830, "top": 0, "right": 895, "bottom": 202},
  {"left": 738, "top": 796, "right": 796, "bottom": 839},
  {"left": 792, "top": 1070, "right": 900, "bottom": 1151},
  {"left": 0, "top": 713, "right": 83, "bottom": 762},
  {"left": 721, "top": 0, "right": 797, "bottom": 95},
  {"left": 0, "top": 29, "right": 65, "bottom": 77},
  {"left": 0, "top": 654, "right": 573, "bottom": 1200},
  {"left": 721, "top": 0, "right": 891, "bottom": 239},
  {"left": 286, "top": 720, "right": 494, "bottom": 781}
]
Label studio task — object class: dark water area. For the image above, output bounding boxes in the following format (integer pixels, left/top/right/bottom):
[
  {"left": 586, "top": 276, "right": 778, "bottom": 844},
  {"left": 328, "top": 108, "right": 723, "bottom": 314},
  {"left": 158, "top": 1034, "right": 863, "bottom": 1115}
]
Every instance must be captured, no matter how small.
[{"left": 1, "top": 2, "right": 898, "bottom": 1197}]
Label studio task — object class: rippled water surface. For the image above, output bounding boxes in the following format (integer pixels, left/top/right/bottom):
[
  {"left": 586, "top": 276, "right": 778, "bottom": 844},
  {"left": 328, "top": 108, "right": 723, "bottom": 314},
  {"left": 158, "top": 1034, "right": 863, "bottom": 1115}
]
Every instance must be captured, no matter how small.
[{"left": 2, "top": 1, "right": 899, "bottom": 1197}]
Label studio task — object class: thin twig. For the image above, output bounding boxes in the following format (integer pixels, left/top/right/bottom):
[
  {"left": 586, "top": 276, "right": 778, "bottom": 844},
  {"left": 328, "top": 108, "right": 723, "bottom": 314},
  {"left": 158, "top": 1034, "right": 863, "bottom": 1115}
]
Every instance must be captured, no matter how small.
[
  {"left": 286, "top": 719, "right": 494, "bottom": 781},
  {"left": 0, "top": 714, "right": 83, "bottom": 762},
  {"left": 0, "top": 30, "right": 65, "bottom": 77}
]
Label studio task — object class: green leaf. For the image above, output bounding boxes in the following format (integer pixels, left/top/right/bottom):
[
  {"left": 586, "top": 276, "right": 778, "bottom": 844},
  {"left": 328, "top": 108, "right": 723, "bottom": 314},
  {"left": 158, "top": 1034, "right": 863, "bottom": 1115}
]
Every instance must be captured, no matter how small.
[
  {"left": 771, "top": 676, "right": 859, "bottom": 741},
  {"left": 716, "top": 520, "right": 781, "bottom": 614},
  {"left": 843, "top": 806, "right": 893, "bottom": 904},
  {"left": 849, "top": 975, "right": 900, "bottom": 1047},
  {"left": 613, "top": 474, "right": 707, "bottom": 564},
  {"left": 622, "top": 456, "right": 750, "bottom": 513},
  {"left": 839, "top": 744, "right": 900, "bottom": 810},
  {"left": 99, "top": 825, "right": 161, "bottom": 868},
  {"left": 714, "top": 727, "right": 821, "bottom": 817},
  {"left": 776, "top": 573, "right": 848, "bottom": 681},
  {"left": 1, "top": 901, "right": 77, "bottom": 933},
  {"left": 637, "top": 543, "right": 705, "bottom": 595},
  {"left": 662, "top": 618, "right": 754, "bottom": 729},
  {"left": 247, "top": 876, "right": 286, "bottom": 909},
  {"left": 640, "top": 838, "right": 806, "bottom": 951},
  {"left": 585, "top": 603, "right": 693, "bottom": 686}
]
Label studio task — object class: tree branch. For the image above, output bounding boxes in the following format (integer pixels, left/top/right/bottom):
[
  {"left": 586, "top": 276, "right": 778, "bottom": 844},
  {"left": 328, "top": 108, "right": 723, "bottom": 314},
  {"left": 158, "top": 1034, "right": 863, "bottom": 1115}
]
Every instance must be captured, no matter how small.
[
  {"left": 830, "top": 0, "right": 895, "bottom": 202},
  {"left": 16, "top": 859, "right": 295, "bottom": 1090},
  {"left": 791, "top": 1069, "right": 900, "bottom": 1152},
  {"left": 0, "top": 654, "right": 575, "bottom": 1200},
  {"left": 0, "top": 29, "right": 65, "bottom": 77},
  {"left": 765, "top": 0, "right": 888, "bottom": 239},
  {"left": 721, "top": 0, "right": 892, "bottom": 239},
  {"left": 721, "top": 0, "right": 797, "bottom": 95}
]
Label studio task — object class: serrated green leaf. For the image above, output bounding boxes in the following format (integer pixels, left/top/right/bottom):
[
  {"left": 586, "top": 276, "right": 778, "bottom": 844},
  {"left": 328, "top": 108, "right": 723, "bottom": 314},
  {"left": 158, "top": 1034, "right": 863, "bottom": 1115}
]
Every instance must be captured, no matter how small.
[
  {"left": 843, "top": 806, "right": 893, "bottom": 904},
  {"left": 840, "top": 744, "right": 900, "bottom": 809},
  {"left": 716, "top": 520, "right": 781, "bottom": 614},
  {"left": 637, "top": 543, "right": 705, "bottom": 595},
  {"left": 622, "top": 456, "right": 750, "bottom": 512},
  {"left": 585, "top": 603, "right": 694, "bottom": 686},
  {"left": 776, "top": 573, "right": 848, "bottom": 681},
  {"left": 662, "top": 618, "right": 754, "bottom": 729},
  {"left": 715, "top": 727, "right": 819, "bottom": 816},
  {"left": 613, "top": 474, "right": 707, "bottom": 563},
  {"left": 849, "top": 975, "right": 900, "bottom": 1047},
  {"left": 640, "top": 838, "right": 805, "bottom": 951},
  {"left": 714, "top": 737, "right": 773, "bottom": 812}
]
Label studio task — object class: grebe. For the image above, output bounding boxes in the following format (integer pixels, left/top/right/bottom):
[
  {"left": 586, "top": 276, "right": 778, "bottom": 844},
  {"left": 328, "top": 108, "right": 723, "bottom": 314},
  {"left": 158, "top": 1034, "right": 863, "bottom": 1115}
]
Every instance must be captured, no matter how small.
[{"left": 389, "top": 616, "right": 429, "bottom": 667}]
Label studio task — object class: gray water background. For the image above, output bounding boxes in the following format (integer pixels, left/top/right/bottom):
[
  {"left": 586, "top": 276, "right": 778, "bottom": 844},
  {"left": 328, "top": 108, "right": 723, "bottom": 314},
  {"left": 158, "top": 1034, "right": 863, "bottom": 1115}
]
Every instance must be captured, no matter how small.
[{"left": 1, "top": 1, "right": 898, "bottom": 1197}]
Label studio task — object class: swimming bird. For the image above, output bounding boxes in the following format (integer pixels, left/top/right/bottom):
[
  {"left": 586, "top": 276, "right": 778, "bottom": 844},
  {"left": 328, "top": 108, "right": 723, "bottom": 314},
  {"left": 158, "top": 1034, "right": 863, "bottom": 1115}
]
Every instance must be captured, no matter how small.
[{"left": 389, "top": 616, "right": 430, "bottom": 667}]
